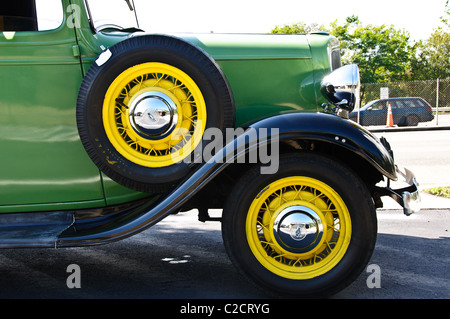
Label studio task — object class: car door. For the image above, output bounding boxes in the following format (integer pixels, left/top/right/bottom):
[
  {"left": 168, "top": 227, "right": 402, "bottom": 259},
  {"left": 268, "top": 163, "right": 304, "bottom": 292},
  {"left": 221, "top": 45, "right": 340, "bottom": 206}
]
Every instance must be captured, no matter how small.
[
  {"left": 389, "top": 100, "right": 406, "bottom": 124},
  {"left": 365, "top": 100, "right": 388, "bottom": 125},
  {"left": 0, "top": 0, "right": 105, "bottom": 212}
]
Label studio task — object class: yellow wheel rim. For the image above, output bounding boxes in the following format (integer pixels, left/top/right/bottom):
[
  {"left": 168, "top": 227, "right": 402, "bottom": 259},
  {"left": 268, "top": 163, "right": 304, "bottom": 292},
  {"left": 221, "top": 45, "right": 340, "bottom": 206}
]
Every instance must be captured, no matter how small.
[
  {"left": 103, "top": 62, "right": 207, "bottom": 167},
  {"left": 246, "top": 176, "right": 352, "bottom": 280}
]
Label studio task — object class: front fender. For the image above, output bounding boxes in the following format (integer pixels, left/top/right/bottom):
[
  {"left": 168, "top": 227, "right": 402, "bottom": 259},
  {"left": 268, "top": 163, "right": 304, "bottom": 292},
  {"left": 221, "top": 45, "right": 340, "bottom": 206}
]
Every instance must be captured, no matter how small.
[{"left": 249, "top": 112, "right": 397, "bottom": 181}]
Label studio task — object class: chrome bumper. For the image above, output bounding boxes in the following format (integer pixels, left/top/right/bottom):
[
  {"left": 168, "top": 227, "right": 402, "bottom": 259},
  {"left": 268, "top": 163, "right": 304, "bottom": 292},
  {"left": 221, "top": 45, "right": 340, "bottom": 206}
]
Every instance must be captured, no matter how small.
[
  {"left": 398, "top": 167, "right": 421, "bottom": 215},
  {"left": 375, "top": 166, "right": 421, "bottom": 216}
]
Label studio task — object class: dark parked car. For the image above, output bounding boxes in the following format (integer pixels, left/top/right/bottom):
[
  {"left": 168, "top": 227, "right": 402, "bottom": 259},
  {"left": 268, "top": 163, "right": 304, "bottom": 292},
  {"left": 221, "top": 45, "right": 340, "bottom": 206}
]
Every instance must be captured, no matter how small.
[{"left": 350, "top": 97, "right": 434, "bottom": 126}]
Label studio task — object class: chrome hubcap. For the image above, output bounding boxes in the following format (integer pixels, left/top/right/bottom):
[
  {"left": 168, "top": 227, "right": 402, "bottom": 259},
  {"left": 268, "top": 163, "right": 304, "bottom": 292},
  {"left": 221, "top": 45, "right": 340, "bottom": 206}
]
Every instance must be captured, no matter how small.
[
  {"left": 272, "top": 206, "right": 324, "bottom": 254},
  {"left": 129, "top": 91, "right": 178, "bottom": 139}
]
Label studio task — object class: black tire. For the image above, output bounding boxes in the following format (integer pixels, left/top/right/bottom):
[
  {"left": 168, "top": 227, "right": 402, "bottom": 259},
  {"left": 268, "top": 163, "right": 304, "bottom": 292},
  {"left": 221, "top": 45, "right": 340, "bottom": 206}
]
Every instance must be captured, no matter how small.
[
  {"left": 77, "top": 35, "right": 234, "bottom": 193},
  {"left": 222, "top": 153, "right": 377, "bottom": 298},
  {"left": 405, "top": 114, "right": 420, "bottom": 126}
]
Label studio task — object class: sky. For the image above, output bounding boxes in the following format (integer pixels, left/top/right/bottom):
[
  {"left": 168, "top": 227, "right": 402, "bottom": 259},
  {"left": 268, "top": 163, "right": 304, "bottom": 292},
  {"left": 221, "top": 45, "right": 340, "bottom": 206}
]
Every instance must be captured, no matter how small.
[
  {"left": 35, "top": 0, "right": 448, "bottom": 42},
  {"left": 132, "top": 0, "right": 448, "bottom": 42}
]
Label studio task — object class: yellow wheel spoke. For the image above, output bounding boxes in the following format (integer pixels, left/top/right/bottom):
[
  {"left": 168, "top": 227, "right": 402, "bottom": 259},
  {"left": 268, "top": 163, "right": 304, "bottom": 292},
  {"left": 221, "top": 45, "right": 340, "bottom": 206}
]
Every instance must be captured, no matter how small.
[
  {"left": 293, "top": 185, "right": 304, "bottom": 200},
  {"left": 103, "top": 62, "right": 207, "bottom": 168},
  {"left": 256, "top": 220, "right": 270, "bottom": 232},
  {"left": 184, "top": 115, "right": 197, "bottom": 125},
  {"left": 168, "top": 81, "right": 185, "bottom": 92},
  {"left": 246, "top": 176, "right": 352, "bottom": 280}
]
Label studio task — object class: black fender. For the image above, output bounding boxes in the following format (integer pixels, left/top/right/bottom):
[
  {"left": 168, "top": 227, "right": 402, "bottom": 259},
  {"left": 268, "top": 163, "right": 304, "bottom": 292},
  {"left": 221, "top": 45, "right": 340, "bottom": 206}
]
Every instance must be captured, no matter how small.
[
  {"left": 249, "top": 112, "right": 397, "bottom": 181},
  {"left": 56, "top": 112, "right": 396, "bottom": 248}
]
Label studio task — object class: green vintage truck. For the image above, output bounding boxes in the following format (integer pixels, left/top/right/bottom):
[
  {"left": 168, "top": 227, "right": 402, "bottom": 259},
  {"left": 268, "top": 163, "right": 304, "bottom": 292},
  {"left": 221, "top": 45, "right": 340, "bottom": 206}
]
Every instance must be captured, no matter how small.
[{"left": 0, "top": 0, "right": 420, "bottom": 297}]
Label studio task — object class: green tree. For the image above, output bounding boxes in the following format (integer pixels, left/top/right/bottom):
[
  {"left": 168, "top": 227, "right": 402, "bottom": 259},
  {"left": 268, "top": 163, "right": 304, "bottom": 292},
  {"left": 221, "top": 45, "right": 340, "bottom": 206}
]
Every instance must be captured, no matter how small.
[
  {"left": 271, "top": 22, "right": 326, "bottom": 34},
  {"left": 270, "top": 16, "right": 417, "bottom": 83},
  {"left": 411, "top": 3, "right": 450, "bottom": 80},
  {"left": 329, "top": 16, "right": 416, "bottom": 83},
  {"left": 411, "top": 31, "right": 450, "bottom": 80}
]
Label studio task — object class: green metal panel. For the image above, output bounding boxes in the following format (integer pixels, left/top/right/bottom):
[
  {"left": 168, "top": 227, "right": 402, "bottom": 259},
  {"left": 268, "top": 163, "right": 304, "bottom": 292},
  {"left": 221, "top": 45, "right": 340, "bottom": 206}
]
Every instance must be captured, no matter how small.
[
  {"left": 182, "top": 33, "right": 318, "bottom": 127},
  {"left": 306, "top": 34, "right": 335, "bottom": 107},
  {"left": 0, "top": 0, "right": 337, "bottom": 212},
  {"left": 0, "top": 9, "right": 106, "bottom": 211},
  {"left": 181, "top": 33, "right": 312, "bottom": 60},
  {"left": 217, "top": 58, "right": 316, "bottom": 127},
  {"left": 68, "top": 4, "right": 152, "bottom": 206}
]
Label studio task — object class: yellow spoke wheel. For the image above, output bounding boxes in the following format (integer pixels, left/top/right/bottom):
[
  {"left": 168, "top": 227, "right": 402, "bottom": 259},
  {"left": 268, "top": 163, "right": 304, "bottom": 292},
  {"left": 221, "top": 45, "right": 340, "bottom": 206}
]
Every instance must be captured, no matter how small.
[
  {"left": 246, "top": 176, "right": 351, "bottom": 280},
  {"left": 103, "top": 62, "right": 207, "bottom": 167},
  {"left": 222, "top": 154, "right": 377, "bottom": 297}
]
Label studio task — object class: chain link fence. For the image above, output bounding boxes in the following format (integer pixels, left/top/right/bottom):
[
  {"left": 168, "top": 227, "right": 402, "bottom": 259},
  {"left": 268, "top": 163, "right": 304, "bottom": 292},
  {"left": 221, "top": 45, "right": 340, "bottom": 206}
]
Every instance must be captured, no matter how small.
[{"left": 351, "top": 78, "right": 450, "bottom": 127}]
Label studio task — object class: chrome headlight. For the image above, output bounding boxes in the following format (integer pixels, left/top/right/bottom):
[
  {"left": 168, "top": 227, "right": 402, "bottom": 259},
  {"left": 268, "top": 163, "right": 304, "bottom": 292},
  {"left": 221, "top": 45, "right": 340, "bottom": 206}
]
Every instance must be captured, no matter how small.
[{"left": 320, "top": 64, "right": 360, "bottom": 113}]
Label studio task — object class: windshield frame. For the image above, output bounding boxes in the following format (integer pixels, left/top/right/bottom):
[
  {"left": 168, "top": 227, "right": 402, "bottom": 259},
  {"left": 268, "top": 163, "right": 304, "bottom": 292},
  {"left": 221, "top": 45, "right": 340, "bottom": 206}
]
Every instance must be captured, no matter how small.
[{"left": 83, "top": 0, "right": 140, "bottom": 33}]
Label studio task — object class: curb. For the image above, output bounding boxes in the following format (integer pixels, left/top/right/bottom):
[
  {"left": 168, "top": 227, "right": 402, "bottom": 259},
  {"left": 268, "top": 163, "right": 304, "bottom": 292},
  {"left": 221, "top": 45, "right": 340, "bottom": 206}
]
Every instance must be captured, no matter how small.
[
  {"left": 369, "top": 125, "right": 450, "bottom": 133},
  {"left": 378, "top": 192, "right": 450, "bottom": 211}
]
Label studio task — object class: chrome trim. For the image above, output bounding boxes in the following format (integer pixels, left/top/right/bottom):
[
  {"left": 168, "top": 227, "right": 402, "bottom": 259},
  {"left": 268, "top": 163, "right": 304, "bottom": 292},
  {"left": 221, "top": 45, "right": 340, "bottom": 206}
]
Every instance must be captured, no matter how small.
[
  {"left": 321, "top": 64, "right": 361, "bottom": 115},
  {"left": 273, "top": 206, "right": 324, "bottom": 254},
  {"left": 129, "top": 91, "right": 178, "bottom": 139},
  {"left": 398, "top": 167, "right": 421, "bottom": 216},
  {"left": 327, "top": 37, "right": 341, "bottom": 71},
  {"left": 322, "top": 64, "right": 360, "bottom": 90},
  {"left": 374, "top": 166, "right": 421, "bottom": 216}
]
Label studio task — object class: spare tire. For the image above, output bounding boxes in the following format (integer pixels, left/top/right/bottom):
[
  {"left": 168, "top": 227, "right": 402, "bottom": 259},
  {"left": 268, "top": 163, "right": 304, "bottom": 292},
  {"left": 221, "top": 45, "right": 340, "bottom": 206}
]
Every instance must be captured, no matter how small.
[{"left": 77, "top": 34, "right": 235, "bottom": 193}]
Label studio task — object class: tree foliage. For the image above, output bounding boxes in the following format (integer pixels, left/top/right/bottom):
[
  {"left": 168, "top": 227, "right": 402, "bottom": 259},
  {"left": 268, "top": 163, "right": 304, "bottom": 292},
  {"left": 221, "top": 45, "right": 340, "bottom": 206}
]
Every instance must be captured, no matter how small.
[
  {"left": 411, "top": 4, "right": 450, "bottom": 80},
  {"left": 411, "top": 30, "right": 450, "bottom": 80},
  {"left": 329, "top": 16, "right": 415, "bottom": 83},
  {"left": 271, "top": 22, "right": 325, "bottom": 34},
  {"left": 270, "top": 7, "right": 450, "bottom": 83}
]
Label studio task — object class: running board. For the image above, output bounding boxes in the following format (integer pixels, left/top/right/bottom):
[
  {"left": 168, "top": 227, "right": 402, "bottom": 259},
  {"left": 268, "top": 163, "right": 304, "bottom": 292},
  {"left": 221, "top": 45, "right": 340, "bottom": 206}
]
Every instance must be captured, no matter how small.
[{"left": 0, "top": 211, "right": 73, "bottom": 248}]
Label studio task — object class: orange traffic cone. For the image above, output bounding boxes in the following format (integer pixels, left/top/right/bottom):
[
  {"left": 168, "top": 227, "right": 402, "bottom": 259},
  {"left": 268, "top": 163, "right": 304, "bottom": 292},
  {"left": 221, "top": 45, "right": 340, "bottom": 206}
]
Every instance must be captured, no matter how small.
[{"left": 386, "top": 104, "right": 394, "bottom": 127}]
